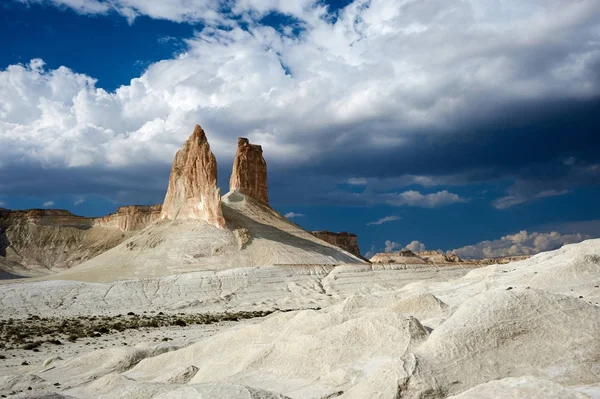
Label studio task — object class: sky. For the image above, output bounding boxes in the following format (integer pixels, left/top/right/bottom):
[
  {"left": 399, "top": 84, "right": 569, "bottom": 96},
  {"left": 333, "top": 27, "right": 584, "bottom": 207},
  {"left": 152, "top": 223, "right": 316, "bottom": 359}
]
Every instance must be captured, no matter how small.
[{"left": 1, "top": 0, "right": 599, "bottom": 258}]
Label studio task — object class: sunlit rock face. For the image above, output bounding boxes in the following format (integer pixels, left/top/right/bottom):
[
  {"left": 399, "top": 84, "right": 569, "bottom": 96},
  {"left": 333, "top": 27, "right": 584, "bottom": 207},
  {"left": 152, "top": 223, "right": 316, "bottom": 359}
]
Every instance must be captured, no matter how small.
[
  {"left": 94, "top": 205, "right": 162, "bottom": 232},
  {"left": 160, "top": 125, "right": 226, "bottom": 229},
  {"left": 229, "top": 137, "right": 269, "bottom": 205}
]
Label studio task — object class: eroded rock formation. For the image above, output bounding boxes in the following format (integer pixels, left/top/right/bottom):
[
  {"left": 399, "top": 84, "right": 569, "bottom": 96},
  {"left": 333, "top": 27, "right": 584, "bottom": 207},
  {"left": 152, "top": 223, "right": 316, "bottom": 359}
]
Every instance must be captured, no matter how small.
[
  {"left": 229, "top": 138, "right": 269, "bottom": 204},
  {"left": 0, "top": 209, "right": 135, "bottom": 270},
  {"left": 370, "top": 249, "right": 530, "bottom": 265},
  {"left": 311, "top": 231, "right": 361, "bottom": 257},
  {"left": 161, "top": 125, "right": 226, "bottom": 228},
  {"left": 94, "top": 205, "right": 162, "bottom": 232}
]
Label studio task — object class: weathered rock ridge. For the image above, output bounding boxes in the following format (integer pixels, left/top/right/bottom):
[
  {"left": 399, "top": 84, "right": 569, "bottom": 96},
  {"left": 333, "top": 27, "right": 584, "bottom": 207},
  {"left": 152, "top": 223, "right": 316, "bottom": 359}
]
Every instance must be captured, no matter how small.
[
  {"left": 370, "top": 249, "right": 530, "bottom": 265},
  {"left": 229, "top": 137, "right": 269, "bottom": 204},
  {"left": 310, "top": 231, "right": 361, "bottom": 257},
  {"left": 0, "top": 206, "right": 162, "bottom": 271},
  {"left": 160, "top": 125, "right": 226, "bottom": 229},
  {"left": 94, "top": 205, "right": 162, "bottom": 232}
]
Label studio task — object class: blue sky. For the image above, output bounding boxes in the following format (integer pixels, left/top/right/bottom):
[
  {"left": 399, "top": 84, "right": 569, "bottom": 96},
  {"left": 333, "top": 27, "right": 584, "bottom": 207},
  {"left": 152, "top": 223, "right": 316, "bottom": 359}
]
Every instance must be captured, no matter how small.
[{"left": 1, "top": 0, "right": 600, "bottom": 258}]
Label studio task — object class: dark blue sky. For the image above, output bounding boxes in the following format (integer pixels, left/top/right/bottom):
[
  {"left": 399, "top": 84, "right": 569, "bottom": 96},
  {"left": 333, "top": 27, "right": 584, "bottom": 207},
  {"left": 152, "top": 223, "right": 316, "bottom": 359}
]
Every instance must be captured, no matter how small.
[{"left": 1, "top": 0, "right": 599, "bottom": 256}]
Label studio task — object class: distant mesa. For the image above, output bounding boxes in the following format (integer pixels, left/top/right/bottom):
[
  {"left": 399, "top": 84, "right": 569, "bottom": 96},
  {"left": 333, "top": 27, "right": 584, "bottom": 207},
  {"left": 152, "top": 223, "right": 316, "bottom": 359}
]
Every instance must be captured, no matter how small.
[
  {"left": 370, "top": 249, "right": 530, "bottom": 265},
  {"left": 310, "top": 231, "right": 361, "bottom": 257},
  {"left": 230, "top": 137, "right": 269, "bottom": 204}
]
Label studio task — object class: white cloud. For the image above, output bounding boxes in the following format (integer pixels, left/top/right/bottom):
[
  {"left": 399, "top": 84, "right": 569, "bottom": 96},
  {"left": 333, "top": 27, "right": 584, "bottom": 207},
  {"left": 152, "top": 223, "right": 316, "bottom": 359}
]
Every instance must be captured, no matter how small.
[
  {"left": 384, "top": 240, "right": 401, "bottom": 252},
  {"left": 18, "top": 0, "right": 228, "bottom": 24},
  {"left": 2, "top": 1, "right": 600, "bottom": 199},
  {"left": 493, "top": 189, "right": 571, "bottom": 209},
  {"left": 74, "top": 196, "right": 85, "bottom": 205},
  {"left": 284, "top": 212, "right": 305, "bottom": 218},
  {"left": 454, "top": 230, "right": 590, "bottom": 259},
  {"left": 368, "top": 215, "right": 401, "bottom": 226},
  {"left": 42, "top": 201, "right": 55, "bottom": 207},
  {"left": 383, "top": 190, "right": 468, "bottom": 208},
  {"left": 404, "top": 240, "right": 425, "bottom": 252},
  {"left": 347, "top": 178, "right": 368, "bottom": 185}
]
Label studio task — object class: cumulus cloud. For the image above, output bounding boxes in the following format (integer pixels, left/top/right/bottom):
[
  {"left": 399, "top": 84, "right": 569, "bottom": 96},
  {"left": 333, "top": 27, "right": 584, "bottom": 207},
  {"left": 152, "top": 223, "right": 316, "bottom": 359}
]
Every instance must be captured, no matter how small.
[
  {"left": 454, "top": 230, "right": 590, "bottom": 259},
  {"left": 404, "top": 240, "right": 425, "bottom": 252},
  {"left": 384, "top": 240, "right": 401, "bottom": 253},
  {"left": 17, "top": 0, "right": 229, "bottom": 24},
  {"left": 42, "top": 201, "right": 55, "bottom": 207},
  {"left": 367, "top": 215, "right": 401, "bottom": 226},
  {"left": 284, "top": 212, "right": 305, "bottom": 218},
  {"left": 2, "top": 0, "right": 600, "bottom": 204}
]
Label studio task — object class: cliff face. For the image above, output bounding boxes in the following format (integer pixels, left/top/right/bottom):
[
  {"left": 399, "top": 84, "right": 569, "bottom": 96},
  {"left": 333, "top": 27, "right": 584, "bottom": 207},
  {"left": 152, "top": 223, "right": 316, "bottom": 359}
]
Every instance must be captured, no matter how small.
[
  {"left": 229, "top": 138, "right": 269, "bottom": 204},
  {"left": 311, "top": 231, "right": 361, "bottom": 257},
  {"left": 0, "top": 205, "right": 161, "bottom": 271},
  {"left": 0, "top": 209, "right": 92, "bottom": 228},
  {"left": 161, "top": 125, "right": 226, "bottom": 228},
  {"left": 94, "top": 205, "right": 162, "bottom": 232}
]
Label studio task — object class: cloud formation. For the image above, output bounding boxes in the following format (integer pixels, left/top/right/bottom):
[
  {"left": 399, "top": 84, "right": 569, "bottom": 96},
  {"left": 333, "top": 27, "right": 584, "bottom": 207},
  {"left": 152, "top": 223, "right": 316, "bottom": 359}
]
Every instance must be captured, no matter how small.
[
  {"left": 42, "top": 201, "right": 55, "bottom": 207},
  {"left": 367, "top": 215, "right": 401, "bottom": 226},
  {"left": 383, "top": 190, "right": 468, "bottom": 208},
  {"left": 384, "top": 240, "right": 401, "bottom": 253},
  {"left": 2, "top": 0, "right": 600, "bottom": 206},
  {"left": 404, "top": 240, "right": 425, "bottom": 252},
  {"left": 453, "top": 230, "right": 590, "bottom": 259},
  {"left": 284, "top": 212, "right": 305, "bottom": 218}
]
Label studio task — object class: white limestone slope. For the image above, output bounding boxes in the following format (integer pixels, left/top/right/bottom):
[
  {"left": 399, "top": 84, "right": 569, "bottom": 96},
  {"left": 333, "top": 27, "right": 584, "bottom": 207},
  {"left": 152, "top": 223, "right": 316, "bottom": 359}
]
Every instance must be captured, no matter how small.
[
  {"left": 35, "top": 191, "right": 364, "bottom": 283},
  {"left": 1, "top": 239, "right": 599, "bottom": 398}
]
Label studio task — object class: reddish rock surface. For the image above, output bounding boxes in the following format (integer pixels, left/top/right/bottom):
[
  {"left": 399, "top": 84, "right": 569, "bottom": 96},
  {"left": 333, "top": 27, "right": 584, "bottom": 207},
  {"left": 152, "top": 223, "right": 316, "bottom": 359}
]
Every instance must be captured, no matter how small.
[
  {"left": 229, "top": 138, "right": 269, "bottom": 204},
  {"left": 311, "top": 231, "right": 361, "bottom": 257},
  {"left": 160, "top": 125, "right": 226, "bottom": 228}
]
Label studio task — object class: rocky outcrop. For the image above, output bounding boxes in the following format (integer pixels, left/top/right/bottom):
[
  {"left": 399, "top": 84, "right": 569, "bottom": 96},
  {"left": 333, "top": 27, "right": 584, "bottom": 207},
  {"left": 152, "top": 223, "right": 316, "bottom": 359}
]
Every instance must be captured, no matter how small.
[
  {"left": 229, "top": 138, "right": 269, "bottom": 204},
  {"left": 0, "top": 208, "right": 92, "bottom": 229},
  {"left": 370, "top": 249, "right": 530, "bottom": 265},
  {"left": 416, "top": 250, "right": 463, "bottom": 264},
  {"left": 370, "top": 250, "right": 427, "bottom": 264},
  {"left": 161, "top": 125, "right": 226, "bottom": 228},
  {"left": 311, "top": 231, "right": 361, "bottom": 257},
  {"left": 0, "top": 209, "right": 132, "bottom": 270},
  {"left": 94, "top": 205, "right": 162, "bottom": 232}
]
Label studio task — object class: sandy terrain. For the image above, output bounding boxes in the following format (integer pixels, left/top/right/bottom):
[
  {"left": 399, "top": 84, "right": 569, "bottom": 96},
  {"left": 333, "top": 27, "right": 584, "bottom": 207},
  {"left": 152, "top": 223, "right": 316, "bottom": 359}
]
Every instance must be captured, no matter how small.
[{"left": 0, "top": 239, "right": 599, "bottom": 398}]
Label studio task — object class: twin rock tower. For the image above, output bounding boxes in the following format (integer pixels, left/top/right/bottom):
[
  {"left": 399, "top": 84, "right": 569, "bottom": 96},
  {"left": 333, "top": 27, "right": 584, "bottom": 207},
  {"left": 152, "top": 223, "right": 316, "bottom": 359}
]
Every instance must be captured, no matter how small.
[{"left": 161, "top": 125, "right": 268, "bottom": 228}]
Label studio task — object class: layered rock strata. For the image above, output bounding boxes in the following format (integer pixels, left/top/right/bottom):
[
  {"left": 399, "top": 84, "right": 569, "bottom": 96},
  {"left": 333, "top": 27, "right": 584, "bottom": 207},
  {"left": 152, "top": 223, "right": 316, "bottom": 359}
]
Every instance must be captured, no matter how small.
[
  {"left": 310, "top": 231, "right": 361, "bottom": 257},
  {"left": 94, "top": 205, "right": 162, "bottom": 232},
  {"left": 229, "top": 138, "right": 269, "bottom": 204},
  {"left": 160, "top": 125, "right": 226, "bottom": 228}
]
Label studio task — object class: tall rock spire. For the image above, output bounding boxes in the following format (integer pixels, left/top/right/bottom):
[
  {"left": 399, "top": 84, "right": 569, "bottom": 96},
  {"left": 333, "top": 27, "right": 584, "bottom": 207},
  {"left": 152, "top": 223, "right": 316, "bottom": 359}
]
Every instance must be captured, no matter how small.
[
  {"left": 229, "top": 138, "right": 269, "bottom": 204},
  {"left": 161, "top": 125, "right": 226, "bottom": 228}
]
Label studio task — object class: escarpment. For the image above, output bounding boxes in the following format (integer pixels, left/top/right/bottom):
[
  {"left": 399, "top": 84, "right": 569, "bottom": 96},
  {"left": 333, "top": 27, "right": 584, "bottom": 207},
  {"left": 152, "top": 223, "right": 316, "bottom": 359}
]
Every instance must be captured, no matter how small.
[
  {"left": 310, "top": 231, "right": 361, "bottom": 257},
  {"left": 94, "top": 205, "right": 162, "bottom": 231}
]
